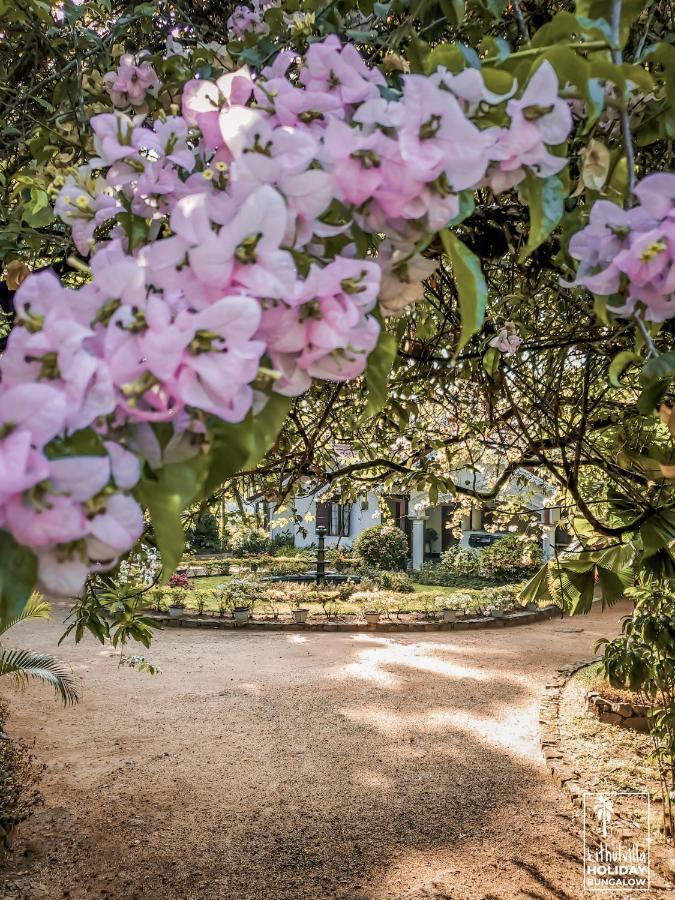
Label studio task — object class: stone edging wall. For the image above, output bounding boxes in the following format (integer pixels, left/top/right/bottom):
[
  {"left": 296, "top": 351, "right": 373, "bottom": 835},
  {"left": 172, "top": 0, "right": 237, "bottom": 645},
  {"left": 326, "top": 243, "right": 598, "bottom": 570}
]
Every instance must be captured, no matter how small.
[
  {"left": 585, "top": 691, "right": 651, "bottom": 733},
  {"left": 149, "top": 603, "right": 561, "bottom": 633},
  {"left": 539, "top": 659, "right": 674, "bottom": 885}
]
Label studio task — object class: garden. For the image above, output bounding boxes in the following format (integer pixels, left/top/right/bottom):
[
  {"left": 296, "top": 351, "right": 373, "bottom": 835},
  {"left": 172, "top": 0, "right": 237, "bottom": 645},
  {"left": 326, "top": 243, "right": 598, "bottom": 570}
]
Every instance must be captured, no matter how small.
[
  {"left": 1, "top": 0, "right": 675, "bottom": 895},
  {"left": 130, "top": 524, "right": 543, "bottom": 625}
]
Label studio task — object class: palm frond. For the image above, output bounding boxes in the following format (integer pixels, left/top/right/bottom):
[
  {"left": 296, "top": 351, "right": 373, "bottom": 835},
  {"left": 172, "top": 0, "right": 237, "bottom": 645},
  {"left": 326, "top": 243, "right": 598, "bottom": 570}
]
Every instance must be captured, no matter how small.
[
  {"left": 0, "top": 593, "right": 51, "bottom": 637},
  {"left": 0, "top": 647, "right": 79, "bottom": 705}
]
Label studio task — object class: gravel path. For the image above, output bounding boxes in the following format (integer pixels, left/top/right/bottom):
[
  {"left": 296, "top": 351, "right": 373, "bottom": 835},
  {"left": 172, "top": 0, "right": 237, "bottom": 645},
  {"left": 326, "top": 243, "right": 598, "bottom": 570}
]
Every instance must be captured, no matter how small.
[{"left": 2, "top": 599, "right": 664, "bottom": 900}]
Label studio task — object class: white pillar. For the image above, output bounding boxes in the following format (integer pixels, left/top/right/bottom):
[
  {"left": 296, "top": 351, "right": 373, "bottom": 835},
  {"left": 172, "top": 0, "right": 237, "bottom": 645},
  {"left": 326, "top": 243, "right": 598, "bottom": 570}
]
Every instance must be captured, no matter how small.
[
  {"left": 411, "top": 517, "right": 425, "bottom": 571},
  {"left": 542, "top": 525, "right": 557, "bottom": 560}
]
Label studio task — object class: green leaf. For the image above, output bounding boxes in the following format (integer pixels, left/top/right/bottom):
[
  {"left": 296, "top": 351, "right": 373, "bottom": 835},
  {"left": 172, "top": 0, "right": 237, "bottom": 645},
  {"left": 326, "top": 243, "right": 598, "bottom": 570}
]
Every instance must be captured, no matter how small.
[
  {"left": 0, "top": 530, "right": 38, "bottom": 626},
  {"left": 23, "top": 188, "right": 53, "bottom": 228},
  {"left": 530, "top": 11, "right": 581, "bottom": 46},
  {"left": 482, "top": 346, "right": 500, "bottom": 377},
  {"left": 519, "top": 562, "right": 554, "bottom": 604},
  {"left": 440, "top": 229, "right": 488, "bottom": 353},
  {"left": 136, "top": 454, "right": 209, "bottom": 582},
  {"left": 640, "top": 350, "right": 675, "bottom": 385},
  {"left": 447, "top": 191, "right": 475, "bottom": 227},
  {"left": 482, "top": 0, "right": 508, "bottom": 19},
  {"left": 518, "top": 173, "right": 566, "bottom": 261},
  {"left": 117, "top": 211, "right": 149, "bottom": 252},
  {"left": 425, "top": 43, "right": 465, "bottom": 74},
  {"left": 373, "top": 2, "right": 391, "bottom": 18},
  {"left": 566, "top": 567, "right": 596, "bottom": 614},
  {"left": 363, "top": 329, "right": 397, "bottom": 420},
  {"left": 203, "top": 393, "right": 292, "bottom": 496},
  {"left": 596, "top": 566, "right": 632, "bottom": 606},
  {"left": 637, "top": 377, "right": 669, "bottom": 413},
  {"left": 439, "top": 0, "right": 464, "bottom": 27},
  {"left": 640, "top": 510, "right": 675, "bottom": 558},
  {"left": 44, "top": 427, "right": 107, "bottom": 460},
  {"left": 608, "top": 350, "right": 640, "bottom": 387}
]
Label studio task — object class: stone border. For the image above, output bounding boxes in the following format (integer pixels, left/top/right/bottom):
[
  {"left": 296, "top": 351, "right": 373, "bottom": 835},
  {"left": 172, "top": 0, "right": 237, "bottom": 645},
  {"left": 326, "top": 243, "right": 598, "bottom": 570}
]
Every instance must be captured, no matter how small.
[
  {"left": 539, "top": 659, "right": 675, "bottom": 885},
  {"left": 586, "top": 690, "right": 651, "bottom": 733},
  {"left": 147, "top": 603, "right": 560, "bottom": 633}
]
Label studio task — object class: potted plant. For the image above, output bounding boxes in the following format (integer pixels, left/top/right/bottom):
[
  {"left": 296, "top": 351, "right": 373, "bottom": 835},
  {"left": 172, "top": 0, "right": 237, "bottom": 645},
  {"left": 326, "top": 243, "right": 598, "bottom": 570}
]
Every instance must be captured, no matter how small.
[
  {"left": 233, "top": 605, "right": 250, "bottom": 625},
  {"left": 292, "top": 607, "right": 309, "bottom": 624},
  {"left": 424, "top": 527, "right": 439, "bottom": 554},
  {"left": 364, "top": 610, "right": 380, "bottom": 625},
  {"left": 168, "top": 597, "right": 186, "bottom": 619}
]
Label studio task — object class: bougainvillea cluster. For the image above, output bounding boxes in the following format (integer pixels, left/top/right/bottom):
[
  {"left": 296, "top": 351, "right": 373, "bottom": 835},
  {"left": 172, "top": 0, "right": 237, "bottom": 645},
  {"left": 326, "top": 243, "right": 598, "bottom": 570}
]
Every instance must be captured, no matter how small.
[
  {"left": 568, "top": 172, "right": 675, "bottom": 321},
  {"left": 0, "top": 37, "right": 573, "bottom": 597}
]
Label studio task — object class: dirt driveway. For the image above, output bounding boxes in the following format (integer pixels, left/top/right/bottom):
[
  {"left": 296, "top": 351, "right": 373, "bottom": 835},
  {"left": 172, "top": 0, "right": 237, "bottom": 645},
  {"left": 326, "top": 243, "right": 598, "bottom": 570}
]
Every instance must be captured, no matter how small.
[{"left": 1, "top": 600, "right": 664, "bottom": 899}]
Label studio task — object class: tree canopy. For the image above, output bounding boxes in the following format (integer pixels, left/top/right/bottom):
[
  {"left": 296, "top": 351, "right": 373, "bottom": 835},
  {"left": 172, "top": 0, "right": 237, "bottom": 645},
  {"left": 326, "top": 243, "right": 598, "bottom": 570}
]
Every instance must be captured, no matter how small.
[{"left": 0, "top": 0, "right": 674, "bottom": 624}]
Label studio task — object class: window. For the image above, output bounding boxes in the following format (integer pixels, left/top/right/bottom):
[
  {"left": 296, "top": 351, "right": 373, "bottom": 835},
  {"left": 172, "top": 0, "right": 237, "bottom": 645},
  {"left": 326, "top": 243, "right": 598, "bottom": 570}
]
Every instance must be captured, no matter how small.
[{"left": 315, "top": 500, "right": 351, "bottom": 536}]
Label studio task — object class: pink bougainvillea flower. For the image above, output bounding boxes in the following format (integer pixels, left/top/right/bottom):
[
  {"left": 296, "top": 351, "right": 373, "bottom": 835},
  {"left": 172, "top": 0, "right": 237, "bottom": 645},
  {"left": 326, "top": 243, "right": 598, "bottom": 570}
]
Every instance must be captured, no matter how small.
[
  {"left": 5, "top": 494, "right": 88, "bottom": 548},
  {"left": 489, "top": 328, "right": 523, "bottom": 355},
  {"left": 633, "top": 173, "right": 675, "bottom": 219},
  {"left": 104, "top": 441, "right": 141, "bottom": 490},
  {"left": 104, "top": 53, "right": 159, "bottom": 109},
  {"left": 86, "top": 492, "right": 145, "bottom": 552},
  {"left": 0, "top": 383, "right": 67, "bottom": 447},
  {"left": 91, "top": 113, "right": 138, "bottom": 164},
  {"left": 300, "top": 36, "right": 384, "bottom": 105},
  {"left": 48, "top": 456, "right": 111, "bottom": 503},
  {"left": 0, "top": 431, "right": 50, "bottom": 505},
  {"left": 507, "top": 61, "right": 572, "bottom": 147},
  {"left": 398, "top": 76, "right": 495, "bottom": 190},
  {"left": 36, "top": 549, "right": 89, "bottom": 598},
  {"left": 614, "top": 228, "right": 671, "bottom": 286}
]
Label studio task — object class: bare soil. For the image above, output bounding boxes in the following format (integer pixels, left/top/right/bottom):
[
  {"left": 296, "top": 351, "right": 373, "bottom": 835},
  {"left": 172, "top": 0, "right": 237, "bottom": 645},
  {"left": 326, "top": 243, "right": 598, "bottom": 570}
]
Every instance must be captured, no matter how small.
[{"left": 1, "top": 598, "right": 670, "bottom": 899}]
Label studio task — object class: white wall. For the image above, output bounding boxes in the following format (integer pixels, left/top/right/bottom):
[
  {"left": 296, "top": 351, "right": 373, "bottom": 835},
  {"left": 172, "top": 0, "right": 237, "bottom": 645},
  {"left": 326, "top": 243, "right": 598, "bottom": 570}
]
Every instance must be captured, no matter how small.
[{"left": 271, "top": 493, "right": 382, "bottom": 549}]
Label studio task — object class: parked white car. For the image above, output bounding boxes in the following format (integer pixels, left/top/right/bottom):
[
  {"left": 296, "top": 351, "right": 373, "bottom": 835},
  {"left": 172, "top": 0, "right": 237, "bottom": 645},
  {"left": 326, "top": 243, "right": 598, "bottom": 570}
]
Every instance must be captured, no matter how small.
[{"left": 458, "top": 530, "right": 509, "bottom": 551}]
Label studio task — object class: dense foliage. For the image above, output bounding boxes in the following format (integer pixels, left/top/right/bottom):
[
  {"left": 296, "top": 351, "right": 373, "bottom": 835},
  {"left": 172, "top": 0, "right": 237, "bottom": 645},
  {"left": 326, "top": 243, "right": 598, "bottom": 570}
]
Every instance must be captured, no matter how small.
[
  {"left": 0, "top": 698, "right": 44, "bottom": 854},
  {"left": 354, "top": 524, "right": 409, "bottom": 570},
  {"left": 599, "top": 584, "right": 675, "bottom": 836},
  {"left": 186, "top": 508, "right": 221, "bottom": 552},
  {"left": 0, "top": 0, "right": 673, "bottom": 647}
]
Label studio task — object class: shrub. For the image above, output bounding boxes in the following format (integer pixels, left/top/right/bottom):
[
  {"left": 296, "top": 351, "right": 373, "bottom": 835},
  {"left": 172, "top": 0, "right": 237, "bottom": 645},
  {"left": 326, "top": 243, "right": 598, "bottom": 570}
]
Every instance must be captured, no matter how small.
[
  {"left": 439, "top": 546, "right": 481, "bottom": 577},
  {"left": 187, "top": 509, "right": 221, "bottom": 553},
  {"left": 266, "top": 558, "right": 309, "bottom": 576},
  {"left": 203, "top": 561, "right": 230, "bottom": 576},
  {"left": 168, "top": 571, "right": 189, "bottom": 589},
  {"left": 194, "top": 590, "right": 210, "bottom": 616},
  {"left": 413, "top": 562, "right": 478, "bottom": 587},
  {"left": 374, "top": 570, "right": 415, "bottom": 592},
  {"left": 0, "top": 699, "right": 45, "bottom": 855},
  {"left": 224, "top": 578, "right": 263, "bottom": 611},
  {"left": 354, "top": 525, "right": 408, "bottom": 571},
  {"left": 416, "top": 537, "right": 540, "bottom": 588},
  {"left": 269, "top": 532, "right": 296, "bottom": 553},
  {"left": 477, "top": 534, "right": 541, "bottom": 580},
  {"left": 230, "top": 528, "right": 271, "bottom": 557}
]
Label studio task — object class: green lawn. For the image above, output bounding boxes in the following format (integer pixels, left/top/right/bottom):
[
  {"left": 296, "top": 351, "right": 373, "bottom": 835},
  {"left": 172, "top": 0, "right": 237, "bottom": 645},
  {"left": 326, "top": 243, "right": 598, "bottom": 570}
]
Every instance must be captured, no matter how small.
[{"left": 412, "top": 583, "right": 461, "bottom": 596}]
